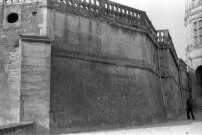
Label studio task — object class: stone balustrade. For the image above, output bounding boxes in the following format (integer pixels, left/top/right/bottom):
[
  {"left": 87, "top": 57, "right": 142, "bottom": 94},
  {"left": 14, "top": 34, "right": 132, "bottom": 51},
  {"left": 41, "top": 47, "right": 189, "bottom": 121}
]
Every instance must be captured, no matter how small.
[
  {"left": 47, "top": 0, "right": 157, "bottom": 38},
  {"left": 157, "top": 29, "right": 179, "bottom": 68},
  {"left": 157, "top": 30, "right": 173, "bottom": 45}
]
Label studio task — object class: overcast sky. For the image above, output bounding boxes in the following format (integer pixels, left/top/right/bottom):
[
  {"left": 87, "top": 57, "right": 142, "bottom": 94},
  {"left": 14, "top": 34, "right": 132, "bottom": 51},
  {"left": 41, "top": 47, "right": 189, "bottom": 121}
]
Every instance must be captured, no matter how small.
[{"left": 111, "top": 0, "right": 186, "bottom": 60}]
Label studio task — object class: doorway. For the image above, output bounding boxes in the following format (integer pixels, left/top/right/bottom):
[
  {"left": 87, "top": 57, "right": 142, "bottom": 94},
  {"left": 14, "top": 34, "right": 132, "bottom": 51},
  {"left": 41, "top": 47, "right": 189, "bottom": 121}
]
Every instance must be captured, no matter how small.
[{"left": 196, "top": 66, "right": 202, "bottom": 96}]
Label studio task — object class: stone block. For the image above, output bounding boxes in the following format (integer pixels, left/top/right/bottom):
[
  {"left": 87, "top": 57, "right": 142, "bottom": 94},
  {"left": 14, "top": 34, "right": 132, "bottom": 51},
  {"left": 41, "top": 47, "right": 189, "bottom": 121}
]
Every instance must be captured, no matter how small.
[
  {"left": 9, "top": 107, "right": 20, "bottom": 115},
  {"left": 8, "top": 83, "right": 20, "bottom": 91},
  {"left": 67, "top": 32, "right": 79, "bottom": 46},
  {"left": 78, "top": 16, "right": 89, "bottom": 34},
  {"left": 22, "top": 42, "right": 46, "bottom": 53},
  {"left": 100, "top": 22, "right": 110, "bottom": 36},
  {"left": 22, "top": 51, "right": 47, "bottom": 58},
  {"left": 21, "top": 82, "right": 49, "bottom": 91},
  {"left": 34, "top": 90, "right": 49, "bottom": 103},
  {"left": 45, "top": 43, "right": 51, "bottom": 56},
  {"left": 55, "top": 12, "right": 66, "bottom": 30},
  {"left": 21, "top": 89, "right": 41, "bottom": 96},
  {"left": 8, "top": 90, "right": 20, "bottom": 100},
  {"left": 21, "top": 74, "right": 44, "bottom": 83},
  {"left": 22, "top": 57, "right": 49, "bottom": 67},
  {"left": 21, "top": 65, "right": 50, "bottom": 76},
  {"left": 7, "top": 63, "right": 20, "bottom": 71}
]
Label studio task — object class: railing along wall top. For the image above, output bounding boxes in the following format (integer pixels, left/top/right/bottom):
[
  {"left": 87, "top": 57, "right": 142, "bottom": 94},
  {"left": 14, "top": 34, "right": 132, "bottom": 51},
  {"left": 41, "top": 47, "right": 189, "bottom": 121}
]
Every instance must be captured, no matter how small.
[
  {"left": 157, "top": 29, "right": 179, "bottom": 67},
  {"left": 47, "top": 0, "right": 157, "bottom": 38},
  {"left": 157, "top": 30, "right": 173, "bottom": 45}
]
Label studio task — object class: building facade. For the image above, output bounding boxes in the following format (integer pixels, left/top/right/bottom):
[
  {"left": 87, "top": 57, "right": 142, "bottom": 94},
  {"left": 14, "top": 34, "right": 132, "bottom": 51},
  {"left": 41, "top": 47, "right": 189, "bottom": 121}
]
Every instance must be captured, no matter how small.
[
  {"left": 185, "top": 0, "right": 202, "bottom": 109},
  {"left": 0, "top": 0, "right": 189, "bottom": 134}
]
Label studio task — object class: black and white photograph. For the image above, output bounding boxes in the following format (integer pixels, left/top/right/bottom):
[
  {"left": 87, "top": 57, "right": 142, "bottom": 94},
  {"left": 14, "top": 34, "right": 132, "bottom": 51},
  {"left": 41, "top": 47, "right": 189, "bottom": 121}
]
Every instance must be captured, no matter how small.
[{"left": 0, "top": 0, "right": 202, "bottom": 135}]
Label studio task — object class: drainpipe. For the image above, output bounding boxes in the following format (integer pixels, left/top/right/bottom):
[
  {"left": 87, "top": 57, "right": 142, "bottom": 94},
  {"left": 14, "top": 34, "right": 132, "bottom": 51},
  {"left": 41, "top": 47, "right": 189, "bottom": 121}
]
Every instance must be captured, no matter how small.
[{"left": 158, "top": 45, "right": 166, "bottom": 118}]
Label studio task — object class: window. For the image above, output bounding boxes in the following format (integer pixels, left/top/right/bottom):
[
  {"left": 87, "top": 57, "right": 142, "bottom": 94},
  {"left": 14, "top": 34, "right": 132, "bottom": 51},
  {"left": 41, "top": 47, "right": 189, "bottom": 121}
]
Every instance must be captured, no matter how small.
[
  {"left": 6, "top": 13, "right": 19, "bottom": 23},
  {"left": 193, "top": 21, "right": 201, "bottom": 45}
]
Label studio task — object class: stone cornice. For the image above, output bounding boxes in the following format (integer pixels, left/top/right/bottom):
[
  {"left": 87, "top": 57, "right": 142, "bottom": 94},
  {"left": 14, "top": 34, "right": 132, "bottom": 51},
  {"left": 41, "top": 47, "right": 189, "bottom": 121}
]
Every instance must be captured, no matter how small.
[
  {"left": 20, "top": 34, "right": 52, "bottom": 43},
  {"left": 179, "top": 59, "right": 188, "bottom": 71},
  {"left": 186, "top": 44, "right": 202, "bottom": 53},
  {"left": 52, "top": 48, "right": 160, "bottom": 77},
  {"left": 185, "top": 9, "right": 202, "bottom": 24}
]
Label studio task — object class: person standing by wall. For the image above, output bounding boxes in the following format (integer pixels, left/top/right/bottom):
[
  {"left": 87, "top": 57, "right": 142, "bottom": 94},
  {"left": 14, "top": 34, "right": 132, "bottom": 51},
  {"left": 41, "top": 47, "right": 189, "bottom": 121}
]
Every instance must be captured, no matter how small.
[{"left": 186, "top": 95, "right": 195, "bottom": 120}]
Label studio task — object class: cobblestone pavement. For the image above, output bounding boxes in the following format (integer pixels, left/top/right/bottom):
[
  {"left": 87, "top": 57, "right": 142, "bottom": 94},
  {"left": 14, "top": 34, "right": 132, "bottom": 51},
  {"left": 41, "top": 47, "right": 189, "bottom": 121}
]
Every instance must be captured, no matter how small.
[{"left": 68, "top": 111, "right": 202, "bottom": 135}]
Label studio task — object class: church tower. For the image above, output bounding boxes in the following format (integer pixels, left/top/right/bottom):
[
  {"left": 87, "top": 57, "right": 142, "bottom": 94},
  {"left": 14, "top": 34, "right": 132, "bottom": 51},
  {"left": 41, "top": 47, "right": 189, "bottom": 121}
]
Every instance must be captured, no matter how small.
[{"left": 185, "top": 0, "right": 202, "bottom": 109}]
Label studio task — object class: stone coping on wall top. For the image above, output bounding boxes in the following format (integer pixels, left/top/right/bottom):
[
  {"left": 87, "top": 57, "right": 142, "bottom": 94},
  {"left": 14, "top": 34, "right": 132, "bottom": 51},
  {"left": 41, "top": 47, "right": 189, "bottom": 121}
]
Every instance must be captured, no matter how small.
[
  {"left": 0, "top": 121, "right": 34, "bottom": 130},
  {"left": 179, "top": 59, "right": 188, "bottom": 69},
  {"left": 48, "top": 0, "right": 157, "bottom": 38},
  {"left": 20, "top": 34, "right": 52, "bottom": 43}
]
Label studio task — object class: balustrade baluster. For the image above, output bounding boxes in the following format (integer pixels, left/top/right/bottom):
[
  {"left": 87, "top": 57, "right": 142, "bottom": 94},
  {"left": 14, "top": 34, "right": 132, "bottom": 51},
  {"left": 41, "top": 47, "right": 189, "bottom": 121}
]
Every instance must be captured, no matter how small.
[
  {"left": 94, "top": 0, "right": 96, "bottom": 5},
  {"left": 70, "top": 0, "right": 73, "bottom": 5},
  {"left": 92, "top": 0, "right": 95, "bottom": 5},
  {"left": 111, "top": 5, "right": 114, "bottom": 11},
  {"left": 65, "top": 0, "right": 69, "bottom": 5},
  {"left": 97, "top": 0, "right": 100, "bottom": 6},
  {"left": 122, "top": 8, "right": 125, "bottom": 18}
]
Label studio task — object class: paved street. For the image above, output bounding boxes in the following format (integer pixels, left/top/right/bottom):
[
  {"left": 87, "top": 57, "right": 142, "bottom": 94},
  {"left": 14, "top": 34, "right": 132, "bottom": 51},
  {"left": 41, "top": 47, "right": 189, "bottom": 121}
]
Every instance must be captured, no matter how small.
[{"left": 68, "top": 111, "right": 202, "bottom": 135}]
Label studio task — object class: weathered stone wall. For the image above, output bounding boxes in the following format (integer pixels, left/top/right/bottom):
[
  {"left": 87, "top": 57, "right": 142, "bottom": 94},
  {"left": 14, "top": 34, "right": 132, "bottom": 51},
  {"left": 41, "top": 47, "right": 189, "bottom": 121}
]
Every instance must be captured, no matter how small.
[
  {"left": 19, "top": 36, "right": 51, "bottom": 135},
  {"left": 0, "top": 0, "right": 192, "bottom": 134},
  {"left": 0, "top": 0, "right": 46, "bottom": 127},
  {"left": 158, "top": 30, "right": 183, "bottom": 119},
  {"left": 48, "top": 6, "right": 165, "bottom": 133},
  {"left": 50, "top": 57, "right": 165, "bottom": 134},
  {"left": 0, "top": 45, "right": 21, "bottom": 125},
  {"left": 167, "top": 51, "right": 179, "bottom": 84},
  {"left": 161, "top": 77, "right": 183, "bottom": 119},
  {"left": 162, "top": 56, "right": 183, "bottom": 118},
  {"left": 179, "top": 59, "right": 189, "bottom": 110},
  {"left": 180, "top": 71, "right": 189, "bottom": 109}
]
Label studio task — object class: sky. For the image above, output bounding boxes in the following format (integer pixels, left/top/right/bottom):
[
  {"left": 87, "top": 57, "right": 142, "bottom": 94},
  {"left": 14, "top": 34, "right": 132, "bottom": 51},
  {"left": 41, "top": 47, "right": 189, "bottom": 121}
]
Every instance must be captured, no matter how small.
[{"left": 111, "top": 0, "right": 186, "bottom": 60}]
